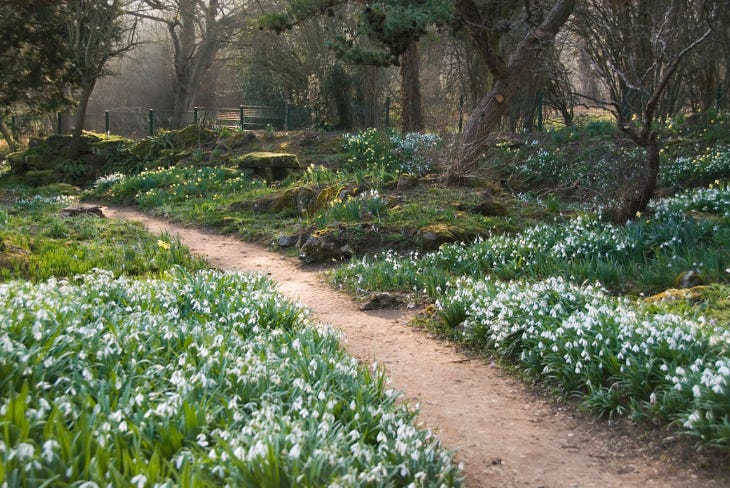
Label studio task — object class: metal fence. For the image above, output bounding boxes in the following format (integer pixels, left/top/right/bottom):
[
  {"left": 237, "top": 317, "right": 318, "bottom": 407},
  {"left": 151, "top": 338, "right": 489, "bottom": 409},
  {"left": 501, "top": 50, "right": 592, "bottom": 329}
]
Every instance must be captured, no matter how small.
[{"left": 83, "top": 105, "right": 287, "bottom": 138}]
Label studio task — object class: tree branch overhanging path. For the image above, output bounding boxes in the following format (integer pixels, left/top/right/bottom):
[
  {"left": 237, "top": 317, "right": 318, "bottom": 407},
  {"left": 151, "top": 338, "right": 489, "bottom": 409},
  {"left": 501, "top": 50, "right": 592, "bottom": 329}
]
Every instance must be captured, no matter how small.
[{"left": 100, "top": 204, "right": 726, "bottom": 488}]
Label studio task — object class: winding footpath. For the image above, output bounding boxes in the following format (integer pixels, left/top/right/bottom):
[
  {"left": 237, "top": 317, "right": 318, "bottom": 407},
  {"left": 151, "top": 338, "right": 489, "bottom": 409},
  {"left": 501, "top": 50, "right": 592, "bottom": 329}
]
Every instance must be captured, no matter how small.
[{"left": 103, "top": 205, "right": 727, "bottom": 488}]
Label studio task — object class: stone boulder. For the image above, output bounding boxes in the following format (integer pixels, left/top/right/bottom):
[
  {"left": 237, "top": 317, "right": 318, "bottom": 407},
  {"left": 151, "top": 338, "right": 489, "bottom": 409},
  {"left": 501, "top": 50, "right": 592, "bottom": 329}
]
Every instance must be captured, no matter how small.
[
  {"left": 418, "top": 224, "right": 469, "bottom": 250},
  {"left": 299, "top": 231, "right": 353, "bottom": 263},
  {"left": 236, "top": 152, "right": 301, "bottom": 181},
  {"left": 359, "top": 292, "right": 402, "bottom": 311}
]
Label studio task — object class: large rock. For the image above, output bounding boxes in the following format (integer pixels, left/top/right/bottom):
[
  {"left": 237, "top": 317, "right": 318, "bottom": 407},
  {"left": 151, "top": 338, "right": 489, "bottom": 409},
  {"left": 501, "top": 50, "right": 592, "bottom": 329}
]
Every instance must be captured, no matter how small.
[
  {"left": 299, "top": 231, "right": 353, "bottom": 263},
  {"left": 674, "top": 270, "right": 704, "bottom": 289},
  {"left": 359, "top": 292, "right": 402, "bottom": 311},
  {"left": 418, "top": 224, "right": 469, "bottom": 250},
  {"left": 172, "top": 125, "right": 216, "bottom": 147},
  {"left": 236, "top": 152, "right": 301, "bottom": 181}
]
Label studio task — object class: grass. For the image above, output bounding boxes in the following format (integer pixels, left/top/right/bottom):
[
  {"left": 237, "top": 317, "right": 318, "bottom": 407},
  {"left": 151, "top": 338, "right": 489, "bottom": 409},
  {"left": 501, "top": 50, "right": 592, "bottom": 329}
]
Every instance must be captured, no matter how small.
[{"left": 0, "top": 188, "right": 205, "bottom": 282}]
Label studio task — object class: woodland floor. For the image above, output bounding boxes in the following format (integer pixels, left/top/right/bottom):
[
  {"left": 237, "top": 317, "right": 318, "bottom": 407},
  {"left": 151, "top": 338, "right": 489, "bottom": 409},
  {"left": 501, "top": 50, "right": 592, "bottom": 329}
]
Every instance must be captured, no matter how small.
[{"left": 103, "top": 205, "right": 729, "bottom": 488}]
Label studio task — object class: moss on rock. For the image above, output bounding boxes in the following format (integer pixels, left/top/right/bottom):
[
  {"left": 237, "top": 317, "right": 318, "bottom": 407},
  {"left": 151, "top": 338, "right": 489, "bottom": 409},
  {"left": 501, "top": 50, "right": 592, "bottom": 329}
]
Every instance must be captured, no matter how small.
[
  {"left": 418, "top": 223, "right": 469, "bottom": 250},
  {"left": 236, "top": 152, "right": 301, "bottom": 169},
  {"left": 172, "top": 125, "right": 216, "bottom": 147}
]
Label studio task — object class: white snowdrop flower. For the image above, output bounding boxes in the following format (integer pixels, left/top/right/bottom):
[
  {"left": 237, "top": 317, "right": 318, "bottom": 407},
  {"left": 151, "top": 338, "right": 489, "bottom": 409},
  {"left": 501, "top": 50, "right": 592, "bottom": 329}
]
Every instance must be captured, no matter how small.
[
  {"left": 196, "top": 433, "right": 208, "bottom": 447},
  {"left": 14, "top": 442, "right": 34, "bottom": 461},
  {"left": 289, "top": 444, "right": 301, "bottom": 459},
  {"left": 692, "top": 385, "right": 702, "bottom": 398},
  {"left": 131, "top": 474, "right": 147, "bottom": 488},
  {"left": 233, "top": 446, "right": 245, "bottom": 461},
  {"left": 42, "top": 439, "right": 59, "bottom": 463}
]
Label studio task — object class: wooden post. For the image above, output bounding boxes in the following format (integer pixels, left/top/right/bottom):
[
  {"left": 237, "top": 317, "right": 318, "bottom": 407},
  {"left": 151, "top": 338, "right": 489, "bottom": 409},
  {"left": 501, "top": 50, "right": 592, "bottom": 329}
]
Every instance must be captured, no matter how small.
[{"left": 149, "top": 109, "right": 154, "bottom": 137}]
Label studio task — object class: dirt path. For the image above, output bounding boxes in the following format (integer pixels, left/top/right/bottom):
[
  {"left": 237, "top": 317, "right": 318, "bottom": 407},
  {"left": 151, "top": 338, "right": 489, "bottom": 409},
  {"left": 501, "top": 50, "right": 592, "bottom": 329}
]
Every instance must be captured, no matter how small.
[{"left": 103, "top": 205, "right": 727, "bottom": 488}]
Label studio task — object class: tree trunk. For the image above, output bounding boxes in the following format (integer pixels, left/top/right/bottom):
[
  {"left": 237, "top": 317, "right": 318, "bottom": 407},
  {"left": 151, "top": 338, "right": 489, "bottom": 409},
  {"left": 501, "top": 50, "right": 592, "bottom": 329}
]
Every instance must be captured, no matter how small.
[
  {"left": 0, "top": 118, "right": 17, "bottom": 153},
  {"left": 450, "top": 0, "right": 576, "bottom": 183},
  {"left": 69, "top": 80, "right": 96, "bottom": 159},
  {"left": 400, "top": 41, "right": 424, "bottom": 133},
  {"left": 613, "top": 135, "right": 660, "bottom": 223},
  {"left": 172, "top": 78, "right": 191, "bottom": 129}
]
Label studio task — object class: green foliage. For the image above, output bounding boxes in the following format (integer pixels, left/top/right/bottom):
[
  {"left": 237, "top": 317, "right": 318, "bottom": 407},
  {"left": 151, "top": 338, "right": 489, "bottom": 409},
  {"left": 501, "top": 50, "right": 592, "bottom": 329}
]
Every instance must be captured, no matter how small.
[
  {"left": 58, "top": 159, "right": 87, "bottom": 182},
  {"left": 313, "top": 189, "right": 387, "bottom": 227},
  {"left": 0, "top": 190, "right": 204, "bottom": 282},
  {"left": 258, "top": 0, "right": 452, "bottom": 67},
  {"left": 343, "top": 129, "right": 441, "bottom": 177},
  {"left": 661, "top": 146, "right": 730, "bottom": 188},
  {"left": 86, "top": 166, "right": 264, "bottom": 209},
  {"left": 437, "top": 276, "right": 730, "bottom": 447},
  {"left": 0, "top": 3, "right": 70, "bottom": 113},
  {"left": 0, "top": 269, "right": 462, "bottom": 485},
  {"left": 332, "top": 184, "right": 730, "bottom": 298},
  {"left": 343, "top": 128, "right": 398, "bottom": 172}
]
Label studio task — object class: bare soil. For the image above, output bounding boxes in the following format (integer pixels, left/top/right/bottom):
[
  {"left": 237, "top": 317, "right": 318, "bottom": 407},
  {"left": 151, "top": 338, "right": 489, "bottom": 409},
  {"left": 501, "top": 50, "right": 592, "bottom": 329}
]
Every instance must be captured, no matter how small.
[{"left": 103, "top": 205, "right": 729, "bottom": 488}]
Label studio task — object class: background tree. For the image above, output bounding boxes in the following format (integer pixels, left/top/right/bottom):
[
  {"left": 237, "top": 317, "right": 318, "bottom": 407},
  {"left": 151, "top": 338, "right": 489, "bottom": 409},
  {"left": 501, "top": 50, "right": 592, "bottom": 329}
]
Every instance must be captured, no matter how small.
[
  {"left": 0, "top": 1, "right": 70, "bottom": 151},
  {"left": 449, "top": 0, "right": 576, "bottom": 183},
  {"left": 572, "top": 0, "right": 717, "bottom": 222},
  {"left": 260, "top": 0, "right": 451, "bottom": 132},
  {"left": 66, "top": 0, "right": 139, "bottom": 158},
  {"left": 137, "top": 0, "right": 246, "bottom": 128}
]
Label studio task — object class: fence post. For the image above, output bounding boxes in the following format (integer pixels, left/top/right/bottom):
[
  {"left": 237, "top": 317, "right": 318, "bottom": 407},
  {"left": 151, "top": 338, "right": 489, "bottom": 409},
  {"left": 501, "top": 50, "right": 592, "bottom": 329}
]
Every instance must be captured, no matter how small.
[
  {"left": 105, "top": 110, "right": 110, "bottom": 134},
  {"left": 57, "top": 112, "right": 62, "bottom": 135},
  {"left": 10, "top": 115, "right": 17, "bottom": 140},
  {"left": 458, "top": 94, "right": 464, "bottom": 133},
  {"left": 537, "top": 92, "right": 544, "bottom": 132},
  {"left": 239, "top": 105, "right": 244, "bottom": 129},
  {"left": 149, "top": 109, "right": 154, "bottom": 137},
  {"left": 384, "top": 97, "right": 390, "bottom": 129},
  {"left": 194, "top": 107, "right": 198, "bottom": 125}
]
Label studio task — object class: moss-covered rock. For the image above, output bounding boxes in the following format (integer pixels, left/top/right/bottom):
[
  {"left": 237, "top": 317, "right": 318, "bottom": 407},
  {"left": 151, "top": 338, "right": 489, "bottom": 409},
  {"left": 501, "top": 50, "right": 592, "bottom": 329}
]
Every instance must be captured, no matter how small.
[
  {"left": 22, "top": 169, "right": 56, "bottom": 186},
  {"left": 645, "top": 286, "right": 708, "bottom": 303},
  {"left": 6, "top": 151, "right": 26, "bottom": 173},
  {"left": 172, "top": 125, "right": 216, "bottom": 147},
  {"left": 235, "top": 152, "right": 301, "bottom": 181},
  {"left": 236, "top": 152, "right": 301, "bottom": 169},
  {"left": 223, "top": 130, "right": 257, "bottom": 149},
  {"left": 418, "top": 224, "right": 469, "bottom": 250},
  {"left": 271, "top": 186, "right": 318, "bottom": 213}
]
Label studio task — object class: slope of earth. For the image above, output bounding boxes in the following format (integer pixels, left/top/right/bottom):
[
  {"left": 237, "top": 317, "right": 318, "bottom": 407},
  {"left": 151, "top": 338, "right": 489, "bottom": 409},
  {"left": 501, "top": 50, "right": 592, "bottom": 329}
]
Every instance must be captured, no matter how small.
[{"left": 101, "top": 205, "right": 729, "bottom": 488}]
